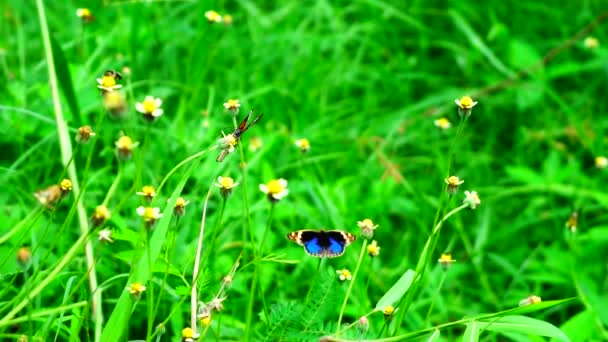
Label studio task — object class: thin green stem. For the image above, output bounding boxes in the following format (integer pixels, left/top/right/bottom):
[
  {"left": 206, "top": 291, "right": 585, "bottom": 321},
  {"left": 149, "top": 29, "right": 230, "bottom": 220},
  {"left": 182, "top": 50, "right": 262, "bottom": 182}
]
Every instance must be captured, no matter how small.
[
  {"left": 157, "top": 146, "right": 216, "bottom": 196},
  {"left": 337, "top": 239, "right": 368, "bottom": 334},
  {"left": 146, "top": 228, "right": 154, "bottom": 342},
  {"left": 424, "top": 272, "right": 446, "bottom": 324}
]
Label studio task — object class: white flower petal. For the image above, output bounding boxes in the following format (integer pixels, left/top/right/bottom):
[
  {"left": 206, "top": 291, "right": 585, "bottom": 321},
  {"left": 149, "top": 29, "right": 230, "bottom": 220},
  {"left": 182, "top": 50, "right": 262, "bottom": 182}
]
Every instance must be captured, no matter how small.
[
  {"left": 259, "top": 184, "right": 268, "bottom": 194},
  {"left": 135, "top": 102, "right": 145, "bottom": 113},
  {"left": 278, "top": 179, "right": 288, "bottom": 188},
  {"left": 155, "top": 98, "right": 162, "bottom": 107},
  {"left": 136, "top": 206, "right": 145, "bottom": 216},
  {"left": 152, "top": 109, "right": 164, "bottom": 117}
]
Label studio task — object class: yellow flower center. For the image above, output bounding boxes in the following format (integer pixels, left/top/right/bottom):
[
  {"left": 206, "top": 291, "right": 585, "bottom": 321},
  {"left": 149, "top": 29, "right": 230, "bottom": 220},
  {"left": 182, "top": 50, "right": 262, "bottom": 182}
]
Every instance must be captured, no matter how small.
[
  {"left": 367, "top": 241, "right": 380, "bottom": 256},
  {"left": 200, "top": 315, "right": 212, "bottom": 327},
  {"left": 267, "top": 180, "right": 284, "bottom": 194},
  {"left": 220, "top": 177, "right": 235, "bottom": 188},
  {"left": 60, "top": 179, "right": 73, "bottom": 191},
  {"left": 141, "top": 186, "right": 155, "bottom": 196},
  {"left": 116, "top": 136, "right": 133, "bottom": 149},
  {"left": 459, "top": 96, "right": 473, "bottom": 108},
  {"left": 439, "top": 253, "right": 454, "bottom": 262},
  {"left": 446, "top": 176, "right": 463, "bottom": 186},
  {"left": 435, "top": 118, "right": 450, "bottom": 128},
  {"left": 94, "top": 205, "right": 110, "bottom": 219},
  {"left": 77, "top": 8, "right": 92, "bottom": 18},
  {"left": 130, "top": 282, "right": 145, "bottom": 294},
  {"left": 143, "top": 207, "right": 156, "bottom": 221},
  {"left": 296, "top": 139, "right": 310, "bottom": 150},
  {"left": 142, "top": 98, "right": 157, "bottom": 113},
  {"left": 175, "top": 197, "right": 186, "bottom": 207},
  {"left": 182, "top": 328, "right": 194, "bottom": 338},
  {"left": 383, "top": 306, "right": 395, "bottom": 315},
  {"left": 101, "top": 75, "right": 116, "bottom": 87}
]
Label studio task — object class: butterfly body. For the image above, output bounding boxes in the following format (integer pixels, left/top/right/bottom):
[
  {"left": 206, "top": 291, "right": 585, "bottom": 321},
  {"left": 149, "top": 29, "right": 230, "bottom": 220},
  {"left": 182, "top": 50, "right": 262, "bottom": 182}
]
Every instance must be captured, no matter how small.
[{"left": 287, "top": 230, "right": 356, "bottom": 258}]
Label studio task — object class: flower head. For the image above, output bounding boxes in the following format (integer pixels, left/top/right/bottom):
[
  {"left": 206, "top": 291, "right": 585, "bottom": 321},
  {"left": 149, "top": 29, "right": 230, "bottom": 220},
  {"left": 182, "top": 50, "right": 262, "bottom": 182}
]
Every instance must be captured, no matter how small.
[
  {"left": 58, "top": 179, "right": 72, "bottom": 196},
  {"left": 17, "top": 247, "right": 32, "bottom": 268},
  {"left": 358, "top": 218, "right": 378, "bottom": 239},
  {"left": 454, "top": 96, "right": 478, "bottom": 118},
  {"left": 136, "top": 96, "right": 164, "bottom": 121},
  {"left": 382, "top": 305, "right": 397, "bottom": 320},
  {"left": 595, "top": 156, "right": 607, "bottom": 169},
  {"left": 223, "top": 99, "right": 240, "bottom": 113},
  {"left": 584, "top": 36, "right": 599, "bottom": 49},
  {"left": 98, "top": 228, "right": 114, "bottom": 243},
  {"left": 127, "top": 282, "right": 146, "bottom": 298},
  {"left": 295, "top": 138, "right": 311, "bottom": 153},
  {"left": 214, "top": 176, "right": 239, "bottom": 197},
  {"left": 223, "top": 14, "right": 233, "bottom": 25},
  {"left": 137, "top": 206, "right": 163, "bottom": 226},
  {"left": 434, "top": 117, "right": 452, "bottom": 130},
  {"left": 367, "top": 240, "right": 380, "bottom": 257},
  {"left": 76, "top": 8, "right": 94, "bottom": 23},
  {"left": 92, "top": 205, "right": 111, "bottom": 226},
  {"left": 565, "top": 211, "right": 579, "bottom": 233},
  {"left": 216, "top": 132, "right": 238, "bottom": 161},
  {"left": 357, "top": 316, "right": 369, "bottom": 332},
  {"left": 249, "top": 137, "right": 263, "bottom": 152},
  {"left": 182, "top": 327, "right": 195, "bottom": 342},
  {"left": 136, "top": 185, "right": 156, "bottom": 203},
  {"left": 97, "top": 70, "right": 123, "bottom": 93},
  {"left": 444, "top": 176, "right": 464, "bottom": 195},
  {"left": 200, "top": 315, "right": 212, "bottom": 327},
  {"left": 463, "top": 190, "right": 481, "bottom": 209},
  {"left": 172, "top": 197, "right": 190, "bottom": 217},
  {"left": 438, "top": 253, "right": 456, "bottom": 269},
  {"left": 103, "top": 91, "right": 127, "bottom": 118},
  {"left": 207, "top": 296, "right": 227, "bottom": 313},
  {"left": 518, "top": 295, "right": 542, "bottom": 307},
  {"left": 76, "top": 126, "right": 96, "bottom": 144},
  {"left": 115, "top": 135, "right": 139, "bottom": 160},
  {"left": 205, "top": 10, "right": 222, "bottom": 23},
  {"left": 336, "top": 269, "right": 352, "bottom": 281},
  {"left": 259, "top": 178, "right": 289, "bottom": 202}
]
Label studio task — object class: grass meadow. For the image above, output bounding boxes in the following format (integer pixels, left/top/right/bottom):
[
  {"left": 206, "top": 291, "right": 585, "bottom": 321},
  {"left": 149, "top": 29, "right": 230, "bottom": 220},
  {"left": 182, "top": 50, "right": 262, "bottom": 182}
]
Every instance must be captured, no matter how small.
[{"left": 1, "top": 0, "right": 608, "bottom": 341}]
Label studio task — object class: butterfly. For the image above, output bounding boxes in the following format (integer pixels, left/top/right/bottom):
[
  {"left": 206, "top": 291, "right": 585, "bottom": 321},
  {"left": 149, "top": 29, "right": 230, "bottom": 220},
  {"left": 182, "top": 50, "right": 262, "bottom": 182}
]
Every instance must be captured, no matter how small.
[
  {"left": 216, "top": 111, "right": 263, "bottom": 162},
  {"left": 287, "top": 230, "right": 356, "bottom": 258}
]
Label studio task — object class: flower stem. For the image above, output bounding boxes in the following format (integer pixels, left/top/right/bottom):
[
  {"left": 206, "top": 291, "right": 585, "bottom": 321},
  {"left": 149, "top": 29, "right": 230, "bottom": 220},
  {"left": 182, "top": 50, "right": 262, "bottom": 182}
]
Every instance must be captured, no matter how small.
[{"left": 336, "top": 239, "right": 368, "bottom": 334}]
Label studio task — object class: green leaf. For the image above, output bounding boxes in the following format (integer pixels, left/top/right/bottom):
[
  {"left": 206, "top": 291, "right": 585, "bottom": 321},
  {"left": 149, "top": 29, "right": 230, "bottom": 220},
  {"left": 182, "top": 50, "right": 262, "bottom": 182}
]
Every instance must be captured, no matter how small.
[
  {"left": 462, "top": 321, "right": 480, "bottom": 342},
  {"left": 50, "top": 35, "right": 81, "bottom": 126},
  {"left": 478, "top": 315, "right": 570, "bottom": 341},
  {"left": 424, "top": 329, "right": 440, "bottom": 342},
  {"left": 556, "top": 309, "right": 598, "bottom": 342},
  {"left": 375, "top": 269, "right": 414, "bottom": 311}
]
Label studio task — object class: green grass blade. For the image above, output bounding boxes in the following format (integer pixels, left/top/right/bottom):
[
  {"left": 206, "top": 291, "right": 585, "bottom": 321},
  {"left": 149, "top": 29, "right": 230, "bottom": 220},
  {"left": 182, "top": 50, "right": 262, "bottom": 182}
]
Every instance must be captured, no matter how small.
[
  {"left": 375, "top": 269, "right": 414, "bottom": 311},
  {"left": 478, "top": 315, "right": 570, "bottom": 341}
]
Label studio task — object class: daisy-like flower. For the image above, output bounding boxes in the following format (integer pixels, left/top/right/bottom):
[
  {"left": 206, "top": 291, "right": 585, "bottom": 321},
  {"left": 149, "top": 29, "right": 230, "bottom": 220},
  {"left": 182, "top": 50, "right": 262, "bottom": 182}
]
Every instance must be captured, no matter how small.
[
  {"left": 336, "top": 269, "right": 352, "bottom": 281},
  {"left": 34, "top": 185, "right": 62, "bottom": 207},
  {"left": 16, "top": 247, "right": 32, "bottom": 268},
  {"left": 259, "top": 178, "right": 288, "bottom": 202},
  {"left": 103, "top": 91, "right": 127, "bottom": 118},
  {"left": 295, "top": 138, "right": 311, "bottom": 153},
  {"left": 205, "top": 10, "right": 222, "bottom": 23},
  {"left": 76, "top": 8, "right": 94, "bottom": 23},
  {"left": 223, "top": 99, "right": 240, "bottom": 113},
  {"left": 463, "top": 190, "right": 480, "bottom": 209},
  {"left": 121, "top": 66, "right": 132, "bottom": 76},
  {"left": 137, "top": 206, "right": 163, "bottom": 226},
  {"left": 98, "top": 228, "right": 114, "bottom": 243},
  {"left": 115, "top": 135, "right": 139, "bottom": 160},
  {"left": 438, "top": 253, "right": 456, "bottom": 269},
  {"left": 182, "top": 327, "right": 196, "bottom": 342},
  {"left": 367, "top": 240, "right": 380, "bottom": 257},
  {"left": 357, "top": 316, "right": 369, "bottom": 332},
  {"left": 358, "top": 218, "right": 379, "bottom": 239},
  {"left": 518, "top": 295, "right": 542, "bottom": 307},
  {"left": 136, "top": 185, "right": 156, "bottom": 202},
  {"left": 59, "top": 179, "right": 72, "bottom": 197},
  {"left": 214, "top": 176, "right": 239, "bottom": 197},
  {"left": 200, "top": 315, "right": 212, "bottom": 327},
  {"left": 171, "top": 197, "right": 190, "bottom": 217},
  {"left": 223, "top": 14, "right": 233, "bottom": 25},
  {"left": 136, "top": 96, "right": 164, "bottom": 121},
  {"left": 595, "top": 156, "right": 608, "bottom": 169},
  {"left": 444, "top": 176, "right": 464, "bottom": 195},
  {"left": 584, "top": 36, "right": 599, "bottom": 49},
  {"left": 565, "top": 211, "right": 579, "bottom": 233},
  {"left": 97, "top": 70, "right": 123, "bottom": 93},
  {"left": 454, "top": 96, "right": 478, "bottom": 118},
  {"left": 382, "top": 305, "right": 397, "bottom": 320},
  {"left": 76, "top": 126, "right": 96, "bottom": 144},
  {"left": 434, "top": 117, "right": 452, "bottom": 130},
  {"left": 249, "top": 137, "right": 263, "bottom": 152},
  {"left": 127, "top": 282, "right": 146, "bottom": 298},
  {"left": 92, "top": 205, "right": 111, "bottom": 226}
]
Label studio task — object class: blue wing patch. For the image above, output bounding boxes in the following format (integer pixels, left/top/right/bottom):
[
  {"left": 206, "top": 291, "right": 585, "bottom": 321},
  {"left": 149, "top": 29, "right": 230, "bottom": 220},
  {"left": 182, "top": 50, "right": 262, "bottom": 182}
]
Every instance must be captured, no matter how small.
[{"left": 287, "top": 230, "right": 356, "bottom": 258}]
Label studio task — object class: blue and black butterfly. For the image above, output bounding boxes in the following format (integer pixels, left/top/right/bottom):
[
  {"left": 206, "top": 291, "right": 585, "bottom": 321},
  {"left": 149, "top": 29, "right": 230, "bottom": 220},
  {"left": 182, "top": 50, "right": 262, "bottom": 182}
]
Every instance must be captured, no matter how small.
[{"left": 287, "top": 230, "right": 356, "bottom": 258}]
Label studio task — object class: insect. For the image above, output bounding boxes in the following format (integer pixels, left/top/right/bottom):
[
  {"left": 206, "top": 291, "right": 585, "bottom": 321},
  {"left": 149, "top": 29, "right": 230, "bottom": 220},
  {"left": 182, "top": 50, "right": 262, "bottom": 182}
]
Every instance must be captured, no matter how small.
[
  {"left": 216, "top": 111, "right": 263, "bottom": 162},
  {"left": 104, "top": 69, "right": 123, "bottom": 81},
  {"left": 287, "top": 229, "right": 356, "bottom": 258}
]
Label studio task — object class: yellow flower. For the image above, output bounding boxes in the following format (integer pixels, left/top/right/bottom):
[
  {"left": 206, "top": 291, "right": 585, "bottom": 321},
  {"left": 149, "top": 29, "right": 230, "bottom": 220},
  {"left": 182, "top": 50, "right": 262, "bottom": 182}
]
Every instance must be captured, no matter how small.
[
  {"left": 92, "top": 205, "right": 111, "bottom": 226},
  {"left": 463, "top": 190, "right": 480, "bottom": 209},
  {"left": 454, "top": 96, "right": 477, "bottom": 109},
  {"left": 336, "top": 269, "right": 352, "bottom": 281},
  {"left": 433, "top": 117, "right": 451, "bottom": 130},
  {"left": 182, "top": 327, "right": 196, "bottom": 342},
  {"left": 136, "top": 186, "right": 156, "bottom": 202},
  {"left": 382, "top": 305, "right": 397, "bottom": 319},
  {"left": 223, "top": 99, "right": 240, "bottom": 113},
  {"left": 584, "top": 36, "right": 599, "bottom": 49},
  {"left": 259, "top": 178, "right": 289, "bottom": 202},
  {"left": 103, "top": 91, "right": 127, "bottom": 118},
  {"left": 223, "top": 14, "right": 233, "bottom": 25},
  {"left": 215, "top": 176, "right": 239, "bottom": 197},
  {"left": 358, "top": 218, "right": 378, "bottom": 239},
  {"left": 249, "top": 137, "right": 263, "bottom": 152},
  {"left": 59, "top": 179, "right": 72, "bottom": 193},
  {"left": 518, "top": 295, "right": 542, "bottom": 307},
  {"left": 438, "top": 253, "right": 456, "bottom": 269},
  {"left": 115, "top": 135, "right": 139, "bottom": 160},
  {"left": 136, "top": 96, "right": 164, "bottom": 121},
  {"left": 98, "top": 228, "right": 114, "bottom": 243},
  {"left": 595, "top": 156, "right": 608, "bottom": 169},
  {"left": 172, "top": 197, "right": 190, "bottom": 217},
  {"left": 200, "top": 315, "right": 212, "bottom": 327},
  {"left": 444, "top": 176, "right": 464, "bottom": 195},
  {"left": 295, "top": 138, "right": 311, "bottom": 153},
  {"left": 367, "top": 240, "right": 380, "bottom": 257},
  {"left": 96, "top": 70, "right": 122, "bottom": 92},
  {"left": 565, "top": 211, "right": 578, "bottom": 233},
  {"left": 76, "top": 8, "right": 94, "bottom": 23},
  {"left": 16, "top": 247, "right": 32, "bottom": 267},
  {"left": 127, "top": 282, "right": 146, "bottom": 297},
  {"left": 137, "top": 206, "right": 163, "bottom": 225},
  {"left": 205, "top": 10, "right": 222, "bottom": 23},
  {"left": 76, "top": 126, "right": 96, "bottom": 144}
]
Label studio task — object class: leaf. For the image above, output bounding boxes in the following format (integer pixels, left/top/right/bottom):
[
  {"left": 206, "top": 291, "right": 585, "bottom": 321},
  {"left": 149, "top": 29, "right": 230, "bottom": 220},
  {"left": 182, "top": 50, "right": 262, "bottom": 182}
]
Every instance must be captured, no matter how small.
[
  {"left": 50, "top": 35, "right": 81, "bottom": 126},
  {"left": 375, "top": 269, "right": 415, "bottom": 311},
  {"left": 425, "top": 329, "right": 440, "bottom": 342},
  {"left": 504, "top": 166, "right": 545, "bottom": 184},
  {"left": 556, "top": 309, "right": 598, "bottom": 342},
  {"left": 462, "top": 321, "right": 480, "bottom": 342},
  {"left": 478, "top": 315, "right": 570, "bottom": 341}
]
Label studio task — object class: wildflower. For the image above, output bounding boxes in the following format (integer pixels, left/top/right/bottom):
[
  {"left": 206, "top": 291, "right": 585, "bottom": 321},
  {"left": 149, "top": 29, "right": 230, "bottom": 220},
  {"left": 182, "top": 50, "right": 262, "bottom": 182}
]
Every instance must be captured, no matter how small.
[
  {"left": 59, "top": 179, "right": 72, "bottom": 194},
  {"left": 136, "top": 96, "right": 164, "bottom": 121},
  {"left": 438, "top": 253, "right": 456, "bottom": 269},
  {"left": 34, "top": 185, "right": 62, "bottom": 207},
  {"left": 115, "top": 135, "right": 139, "bottom": 160},
  {"left": 336, "top": 269, "right": 352, "bottom": 281},
  {"left": 92, "top": 205, "right": 111, "bottom": 226},
  {"left": 565, "top": 211, "right": 578, "bottom": 233},
  {"left": 76, "top": 8, "right": 94, "bottom": 23},
  {"left": 103, "top": 91, "right": 127, "bottom": 118},
  {"left": 200, "top": 314, "right": 212, "bottom": 327},
  {"left": 76, "top": 126, "right": 96, "bottom": 144},
  {"left": 259, "top": 178, "right": 289, "bottom": 202},
  {"left": 97, "top": 70, "right": 123, "bottom": 93},
  {"left": 223, "top": 14, "right": 233, "bottom": 25},
  {"left": 463, "top": 190, "right": 480, "bottom": 209},
  {"left": 207, "top": 296, "right": 227, "bottom": 312},
  {"left": 172, "top": 197, "right": 190, "bottom": 217},
  {"left": 382, "top": 305, "right": 397, "bottom": 320},
  {"left": 295, "top": 138, "right": 311, "bottom": 153},
  {"left": 367, "top": 240, "right": 380, "bottom": 257},
  {"left": 137, "top": 206, "right": 163, "bottom": 226},
  {"left": 223, "top": 99, "right": 240, "bottom": 113},
  {"left": 249, "top": 137, "right": 263, "bottom": 152},
  {"left": 357, "top": 316, "right": 369, "bottom": 332},
  {"left": 595, "top": 156, "right": 608, "bottom": 169},
  {"left": 518, "top": 295, "right": 542, "bottom": 307},
  {"left": 205, "top": 10, "right": 222, "bottom": 23},
  {"left": 182, "top": 327, "right": 196, "bottom": 342},
  {"left": 444, "top": 176, "right": 464, "bottom": 195},
  {"left": 136, "top": 185, "right": 156, "bottom": 203},
  {"left": 433, "top": 117, "right": 451, "bottom": 130},
  {"left": 584, "top": 36, "right": 599, "bottom": 49},
  {"left": 121, "top": 66, "right": 132, "bottom": 76},
  {"left": 358, "top": 218, "right": 378, "bottom": 239},
  {"left": 454, "top": 96, "right": 478, "bottom": 118},
  {"left": 98, "top": 228, "right": 114, "bottom": 243},
  {"left": 16, "top": 247, "right": 32, "bottom": 268},
  {"left": 214, "top": 176, "right": 239, "bottom": 198},
  {"left": 127, "top": 282, "right": 146, "bottom": 298}
]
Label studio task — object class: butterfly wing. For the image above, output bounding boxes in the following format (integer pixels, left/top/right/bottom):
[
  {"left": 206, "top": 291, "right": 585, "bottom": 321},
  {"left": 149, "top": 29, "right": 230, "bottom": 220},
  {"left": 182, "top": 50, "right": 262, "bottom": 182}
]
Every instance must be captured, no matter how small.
[
  {"left": 287, "top": 230, "right": 356, "bottom": 258},
  {"left": 323, "top": 230, "right": 356, "bottom": 257}
]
